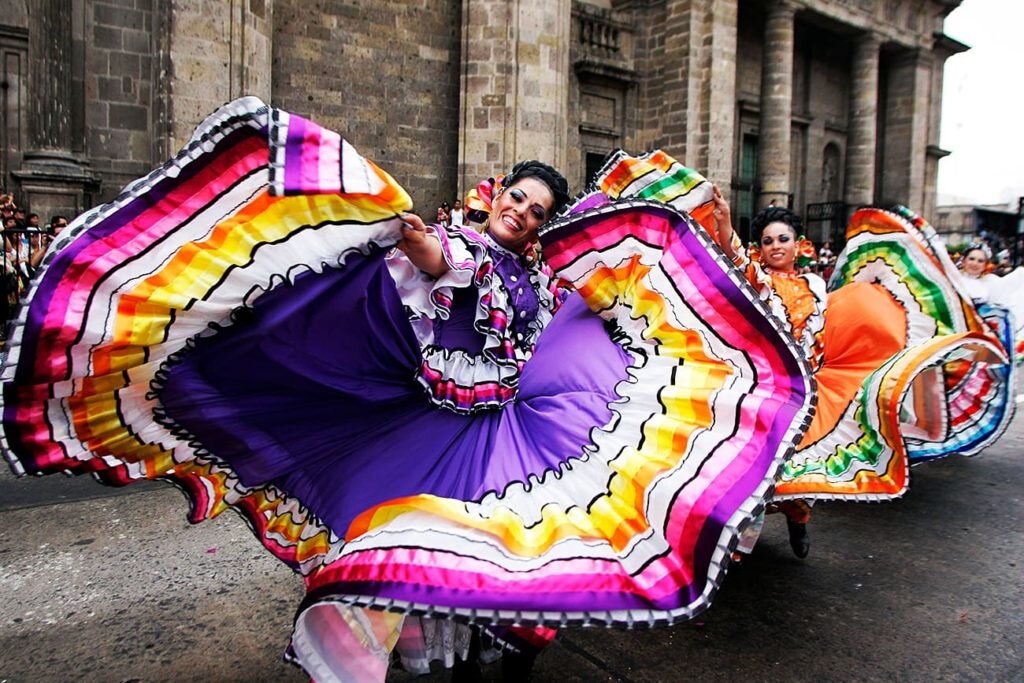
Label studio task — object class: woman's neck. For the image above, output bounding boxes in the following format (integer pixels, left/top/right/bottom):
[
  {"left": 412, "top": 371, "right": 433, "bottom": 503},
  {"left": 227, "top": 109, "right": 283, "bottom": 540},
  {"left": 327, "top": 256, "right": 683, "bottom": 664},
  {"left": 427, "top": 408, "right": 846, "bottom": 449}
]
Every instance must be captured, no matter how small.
[
  {"left": 765, "top": 264, "right": 798, "bottom": 276},
  {"left": 484, "top": 230, "right": 521, "bottom": 257}
]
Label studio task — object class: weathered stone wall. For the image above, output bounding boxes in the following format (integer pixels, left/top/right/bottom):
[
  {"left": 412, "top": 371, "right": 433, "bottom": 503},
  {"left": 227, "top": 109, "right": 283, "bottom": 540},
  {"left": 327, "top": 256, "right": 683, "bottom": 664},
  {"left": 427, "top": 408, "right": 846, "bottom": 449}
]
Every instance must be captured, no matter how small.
[
  {"left": 878, "top": 49, "right": 932, "bottom": 210},
  {"left": 704, "top": 0, "right": 737, "bottom": 192},
  {"left": 616, "top": 0, "right": 738, "bottom": 192},
  {"left": 5, "top": 0, "right": 961, "bottom": 222},
  {"left": 656, "top": 0, "right": 697, "bottom": 163},
  {"left": 566, "top": 2, "right": 637, "bottom": 190},
  {"left": 167, "top": 0, "right": 273, "bottom": 149},
  {"left": 272, "top": 0, "right": 461, "bottom": 213},
  {"left": 798, "top": 25, "right": 853, "bottom": 214},
  {"left": 83, "top": 0, "right": 274, "bottom": 203},
  {"left": 458, "top": 0, "right": 570, "bottom": 200},
  {"left": 85, "top": 0, "right": 158, "bottom": 201},
  {"left": 630, "top": 1, "right": 668, "bottom": 154},
  {"left": 0, "top": 0, "right": 29, "bottom": 191}
]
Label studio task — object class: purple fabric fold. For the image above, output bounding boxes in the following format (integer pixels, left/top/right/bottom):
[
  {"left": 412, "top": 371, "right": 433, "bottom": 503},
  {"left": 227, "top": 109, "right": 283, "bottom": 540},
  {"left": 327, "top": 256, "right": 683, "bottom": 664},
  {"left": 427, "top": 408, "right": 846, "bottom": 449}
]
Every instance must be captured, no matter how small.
[{"left": 159, "top": 252, "right": 631, "bottom": 536}]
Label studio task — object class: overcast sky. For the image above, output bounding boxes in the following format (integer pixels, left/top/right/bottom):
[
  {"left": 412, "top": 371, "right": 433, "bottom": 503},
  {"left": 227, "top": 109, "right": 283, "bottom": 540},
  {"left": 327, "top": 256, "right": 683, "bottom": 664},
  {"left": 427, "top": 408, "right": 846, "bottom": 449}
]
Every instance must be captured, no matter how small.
[{"left": 938, "top": 0, "right": 1024, "bottom": 208}]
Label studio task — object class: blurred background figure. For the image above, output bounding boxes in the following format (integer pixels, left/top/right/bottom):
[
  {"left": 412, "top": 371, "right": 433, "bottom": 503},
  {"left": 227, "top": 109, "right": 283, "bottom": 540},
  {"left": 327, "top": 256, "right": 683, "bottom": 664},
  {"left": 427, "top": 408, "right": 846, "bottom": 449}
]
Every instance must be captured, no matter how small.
[
  {"left": 50, "top": 215, "right": 69, "bottom": 236},
  {"left": 449, "top": 199, "right": 465, "bottom": 227}
]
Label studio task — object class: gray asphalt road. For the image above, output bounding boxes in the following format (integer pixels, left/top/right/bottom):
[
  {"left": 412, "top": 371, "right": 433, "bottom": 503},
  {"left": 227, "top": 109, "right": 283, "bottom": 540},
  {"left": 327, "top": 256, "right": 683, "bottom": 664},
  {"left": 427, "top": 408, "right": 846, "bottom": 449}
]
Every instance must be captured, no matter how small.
[{"left": 1, "top": 412, "right": 1021, "bottom": 682}]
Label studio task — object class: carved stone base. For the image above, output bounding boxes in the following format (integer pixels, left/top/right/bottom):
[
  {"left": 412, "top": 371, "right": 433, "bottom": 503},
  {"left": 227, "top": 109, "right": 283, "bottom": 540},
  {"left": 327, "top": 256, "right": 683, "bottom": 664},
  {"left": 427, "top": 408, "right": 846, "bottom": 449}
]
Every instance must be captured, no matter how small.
[{"left": 12, "top": 151, "right": 101, "bottom": 223}]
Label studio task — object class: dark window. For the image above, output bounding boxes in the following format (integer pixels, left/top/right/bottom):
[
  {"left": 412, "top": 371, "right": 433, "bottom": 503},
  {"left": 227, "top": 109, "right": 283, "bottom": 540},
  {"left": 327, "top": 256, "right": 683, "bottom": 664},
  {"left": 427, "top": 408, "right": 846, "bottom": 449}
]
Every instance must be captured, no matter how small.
[
  {"left": 735, "top": 134, "right": 758, "bottom": 243},
  {"left": 585, "top": 152, "right": 608, "bottom": 187}
]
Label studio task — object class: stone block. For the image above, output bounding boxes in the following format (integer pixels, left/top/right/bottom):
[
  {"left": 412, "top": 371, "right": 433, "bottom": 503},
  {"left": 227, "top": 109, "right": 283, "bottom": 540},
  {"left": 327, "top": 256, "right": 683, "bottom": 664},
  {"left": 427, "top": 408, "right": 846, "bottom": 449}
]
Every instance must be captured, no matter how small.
[
  {"left": 86, "top": 100, "right": 110, "bottom": 129},
  {"left": 517, "top": 42, "right": 540, "bottom": 66},
  {"left": 129, "top": 130, "right": 152, "bottom": 163},
  {"left": 306, "top": 24, "right": 333, "bottom": 42},
  {"left": 467, "top": 40, "right": 492, "bottom": 62},
  {"left": 94, "top": 4, "right": 147, "bottom": 31},
  {"left": 418, "top": 45, "right": 450, "bottom": 62},
  {"left": 93, "top": 26, "right": 123, "bottom": 50},
  {"left": 172, "top": 10, "right": 228, "bottom": 45},
  {"left": 88, "top": 128, "right": 130, "bottom": 160},
  {"left": 123, "top": 29, "right": 151, "bottom": 54},
  {"left": 97, "top": 76, "right": 129, "bottom": 102},
  {"left": 466, "top": 75, "right": 492, "bottom": 95},
  {"left": 108, "top": 51, "right": 141, "bottom": 78},
  {"left": 109, "top": 103, "right": 149, "bottom": 131}
]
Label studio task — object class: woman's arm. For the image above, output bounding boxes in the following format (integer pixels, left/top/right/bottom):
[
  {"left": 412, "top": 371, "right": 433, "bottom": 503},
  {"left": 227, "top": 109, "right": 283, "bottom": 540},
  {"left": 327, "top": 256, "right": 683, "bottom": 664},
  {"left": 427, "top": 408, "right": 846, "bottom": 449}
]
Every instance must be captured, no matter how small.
[
  {"left": 712, "top": 185, "right": 738, "bottom": 260},
  {"left": 397, "top": 212, "right": 450, "bottom": 278}
]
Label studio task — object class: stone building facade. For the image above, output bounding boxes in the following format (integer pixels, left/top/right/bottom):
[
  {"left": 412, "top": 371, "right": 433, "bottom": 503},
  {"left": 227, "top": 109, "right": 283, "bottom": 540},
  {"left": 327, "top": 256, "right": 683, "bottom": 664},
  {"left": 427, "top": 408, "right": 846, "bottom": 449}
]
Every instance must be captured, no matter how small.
[{"left": 0, "top": 0, "right": 963, "bottom": 245}]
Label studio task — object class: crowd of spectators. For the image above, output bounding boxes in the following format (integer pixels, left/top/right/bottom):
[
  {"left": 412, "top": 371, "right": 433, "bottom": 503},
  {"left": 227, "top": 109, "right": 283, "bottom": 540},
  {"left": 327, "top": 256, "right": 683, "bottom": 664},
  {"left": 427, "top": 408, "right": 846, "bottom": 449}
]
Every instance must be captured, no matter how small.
[
  {"left": 0, "top": 191, "right": 71, "bottom": 338},
  {"left": 435, "top": 199, "right": 471, "bottom": 230}
]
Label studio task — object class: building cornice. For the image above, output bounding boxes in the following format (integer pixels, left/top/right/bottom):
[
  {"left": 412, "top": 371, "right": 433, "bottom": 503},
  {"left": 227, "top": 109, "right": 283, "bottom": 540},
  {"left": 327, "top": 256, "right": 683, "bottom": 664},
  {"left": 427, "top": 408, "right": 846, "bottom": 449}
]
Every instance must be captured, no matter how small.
[{"left": 933, "top": 32, "right": 969, "bottom": 57}]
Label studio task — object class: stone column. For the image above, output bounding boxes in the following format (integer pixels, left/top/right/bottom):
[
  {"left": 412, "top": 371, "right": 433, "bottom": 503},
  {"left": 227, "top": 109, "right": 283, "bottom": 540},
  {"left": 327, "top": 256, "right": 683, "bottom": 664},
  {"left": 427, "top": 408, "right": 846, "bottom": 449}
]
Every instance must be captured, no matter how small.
[
  {"left": 167, "top": 0, "right": 274, "bottom": 149},
  {"left": 660, "top": 0, "right": 697, "bottom": 160},
  {"left": 844, "top": 33, "right": 880, "bottom": 210},
  {"left": 879, "top": 48, "right": 932, "bottom": 211},
  {"left": 755, "top": 1, "right": 795, "bottom": 210},
  {"left": 705, "top": 0, "right": 737, "bottom": 192},
  {"left": 13, "top": 0, "right": 99, "bottom": 220},
  {"left": 28, "top": 0, "right": 71, "bottom": 155},
  {"left": 458, "top": 0, "right": 571, "bottom": 197}
]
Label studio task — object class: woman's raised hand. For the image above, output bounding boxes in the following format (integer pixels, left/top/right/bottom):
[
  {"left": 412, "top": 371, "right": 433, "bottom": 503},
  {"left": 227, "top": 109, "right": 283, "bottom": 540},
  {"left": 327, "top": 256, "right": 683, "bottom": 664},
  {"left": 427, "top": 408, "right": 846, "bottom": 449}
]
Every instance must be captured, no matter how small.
[
  {"left": 711, "top": 185, "right": 737, "bottom": 259},
  {"left": 397, "top": 212, "right": 450, "bottom": 278}
]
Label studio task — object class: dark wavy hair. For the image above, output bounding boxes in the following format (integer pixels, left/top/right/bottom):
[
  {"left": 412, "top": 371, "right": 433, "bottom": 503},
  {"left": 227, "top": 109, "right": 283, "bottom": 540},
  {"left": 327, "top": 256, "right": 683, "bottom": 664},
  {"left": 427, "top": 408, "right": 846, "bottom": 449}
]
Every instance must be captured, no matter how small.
[
  {"left": 502, "top": 160, "right": 571, "bottom": 216},
  {"left": 751, "top": 206, "right": 802, "bottom": 239}
]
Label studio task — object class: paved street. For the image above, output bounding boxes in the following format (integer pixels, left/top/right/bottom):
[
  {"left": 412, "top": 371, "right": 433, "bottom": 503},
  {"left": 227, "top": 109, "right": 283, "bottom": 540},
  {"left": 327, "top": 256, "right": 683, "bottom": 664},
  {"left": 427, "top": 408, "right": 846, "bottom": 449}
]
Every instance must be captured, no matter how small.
[{"left": 1, "top": 408, "right": 1021, "bottom": 682}]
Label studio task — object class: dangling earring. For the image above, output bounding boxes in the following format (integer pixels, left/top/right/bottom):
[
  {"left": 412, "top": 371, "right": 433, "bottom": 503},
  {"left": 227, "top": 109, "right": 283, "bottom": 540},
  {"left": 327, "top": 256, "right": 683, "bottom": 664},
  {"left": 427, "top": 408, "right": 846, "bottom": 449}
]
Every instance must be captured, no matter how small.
[{"left": 521, "top": 241, "right": 539, "bottom": 267}]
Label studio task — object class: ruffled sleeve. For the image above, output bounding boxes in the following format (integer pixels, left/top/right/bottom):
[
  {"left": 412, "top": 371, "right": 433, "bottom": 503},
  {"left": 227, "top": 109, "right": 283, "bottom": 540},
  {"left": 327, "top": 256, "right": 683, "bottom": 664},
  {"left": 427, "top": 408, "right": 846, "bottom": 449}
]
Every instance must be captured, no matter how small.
[
  {"left": 732, "top": 254, "right": 826, "bottom": 369},
  {"left": 386, "top": 226, "right": 562, "bottom": 413},
  {"left": 384, "top": 225, "right": 482, "bottom": 344}
]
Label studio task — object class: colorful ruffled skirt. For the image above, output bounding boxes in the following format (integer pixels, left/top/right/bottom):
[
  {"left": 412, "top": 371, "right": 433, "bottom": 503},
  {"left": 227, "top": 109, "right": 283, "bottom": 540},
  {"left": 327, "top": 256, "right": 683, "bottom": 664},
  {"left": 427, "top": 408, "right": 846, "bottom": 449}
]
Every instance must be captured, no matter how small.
[
  {"left": 0, "top": 99, "right": 815, "bottom": 680},
  {"left": 585, "top": 151, "right": 1015, "bottom": 506},
  {"left": 774, "top": 207, "right": 1016, "bottom": 502}
]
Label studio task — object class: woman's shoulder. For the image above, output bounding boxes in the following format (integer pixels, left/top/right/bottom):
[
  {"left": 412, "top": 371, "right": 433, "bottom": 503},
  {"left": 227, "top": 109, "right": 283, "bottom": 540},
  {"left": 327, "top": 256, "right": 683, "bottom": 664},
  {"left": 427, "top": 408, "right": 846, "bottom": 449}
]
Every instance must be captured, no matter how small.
[
  {"left": 796, "top": 271, "right": 828, "bottom": 301},
  {"left": 439, "top": 223, "right": 486, "bottom": 244},
  {"left": 801, "top": 271, "right": 827, "bottom": 287}
]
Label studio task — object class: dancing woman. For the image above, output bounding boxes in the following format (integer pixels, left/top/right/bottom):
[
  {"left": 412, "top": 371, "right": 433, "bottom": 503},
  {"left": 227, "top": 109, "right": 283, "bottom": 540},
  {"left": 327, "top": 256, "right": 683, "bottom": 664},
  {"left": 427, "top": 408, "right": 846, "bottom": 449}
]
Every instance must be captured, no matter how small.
[
  {"left": 588, "top": 150, "right": 1015, "bottom": 545},
  {"left": 1, "top": 99, "right": 814, "bottom": 681},
  {"left": 958, "top": 242, "right": 1024, "bottom": 302},
  {"left": 711, "top": 202, "right": 823, "bottom": 558},
  {"left": 957, "top": 243, "right": 1024, "bottom": 359}
]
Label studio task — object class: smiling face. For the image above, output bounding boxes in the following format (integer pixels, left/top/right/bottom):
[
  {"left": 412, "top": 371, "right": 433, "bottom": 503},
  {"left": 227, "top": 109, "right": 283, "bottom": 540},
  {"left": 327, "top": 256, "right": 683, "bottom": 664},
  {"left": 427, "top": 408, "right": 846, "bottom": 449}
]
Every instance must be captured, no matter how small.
[
  {"left": 487, "top": 177, "right": 555, "bottom": 254},
  {"left": 962, "top": 248, "right": 988, "bottom": 277},
  {"left": 760, "top": 221, "right": 798, "bottom": 272}
]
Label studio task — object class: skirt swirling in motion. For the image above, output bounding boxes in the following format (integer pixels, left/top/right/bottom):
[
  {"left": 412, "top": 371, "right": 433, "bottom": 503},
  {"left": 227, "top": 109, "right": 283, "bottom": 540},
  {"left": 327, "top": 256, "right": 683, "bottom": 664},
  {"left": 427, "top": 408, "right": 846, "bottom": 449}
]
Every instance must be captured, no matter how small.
[{"left": 0, "top": 98, "right": 814, "bottom": 680}]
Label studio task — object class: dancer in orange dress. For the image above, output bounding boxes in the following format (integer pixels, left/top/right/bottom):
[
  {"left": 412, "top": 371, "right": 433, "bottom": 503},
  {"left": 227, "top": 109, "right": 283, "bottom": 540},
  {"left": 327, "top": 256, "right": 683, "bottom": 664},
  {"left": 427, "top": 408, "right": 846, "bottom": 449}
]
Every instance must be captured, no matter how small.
[{"left": 712, "top": 198, "right": 822, "bottom": 557}]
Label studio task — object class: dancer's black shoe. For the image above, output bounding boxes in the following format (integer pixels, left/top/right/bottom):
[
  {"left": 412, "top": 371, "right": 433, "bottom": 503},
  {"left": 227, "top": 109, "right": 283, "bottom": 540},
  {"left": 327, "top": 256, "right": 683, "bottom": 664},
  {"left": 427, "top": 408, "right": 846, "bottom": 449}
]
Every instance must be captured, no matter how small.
[
  {"left": 786, "top": 519, "right": 810, "bottom": 558},
  {"left": 452, "top": 629, "right": 483, "bottom": 683},
  {"left": 501, "top": 648, "right": 537, "bottom": 682}
]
